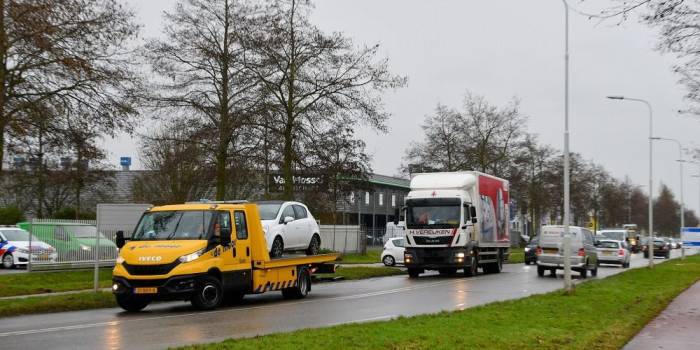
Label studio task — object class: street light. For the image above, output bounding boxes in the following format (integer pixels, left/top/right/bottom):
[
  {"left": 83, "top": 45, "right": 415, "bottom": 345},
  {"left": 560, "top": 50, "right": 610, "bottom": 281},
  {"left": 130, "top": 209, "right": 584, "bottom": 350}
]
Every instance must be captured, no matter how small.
[
  {"left": 561, "top": 0, "right": 573, "bottom": 293},
  {"left": 652, "top": 137, "right": 685, "bottom": 259},
  {"left": 606, "top": 95, "right": 654, "bottom": 268}
]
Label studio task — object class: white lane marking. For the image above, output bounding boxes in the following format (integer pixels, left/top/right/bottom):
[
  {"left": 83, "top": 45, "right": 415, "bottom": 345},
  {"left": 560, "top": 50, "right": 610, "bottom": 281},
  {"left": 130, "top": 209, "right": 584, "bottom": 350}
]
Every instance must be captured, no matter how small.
[{"left": 0, "top": 279, "right": 465, "bottom": 338}]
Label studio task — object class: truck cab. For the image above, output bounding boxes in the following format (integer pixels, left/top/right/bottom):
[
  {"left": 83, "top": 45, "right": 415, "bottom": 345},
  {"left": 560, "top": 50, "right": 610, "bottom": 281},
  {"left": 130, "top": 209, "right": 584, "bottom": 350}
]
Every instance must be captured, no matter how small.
[{"left": 112, "top": 201, "right": 337, "bottom": 312}]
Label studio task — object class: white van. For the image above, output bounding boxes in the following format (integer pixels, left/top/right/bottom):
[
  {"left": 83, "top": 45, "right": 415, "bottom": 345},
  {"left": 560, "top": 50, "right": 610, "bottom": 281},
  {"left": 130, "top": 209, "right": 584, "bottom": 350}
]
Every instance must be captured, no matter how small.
[{"left": 536, "top": 225, "right": 599, "bottom": 278}]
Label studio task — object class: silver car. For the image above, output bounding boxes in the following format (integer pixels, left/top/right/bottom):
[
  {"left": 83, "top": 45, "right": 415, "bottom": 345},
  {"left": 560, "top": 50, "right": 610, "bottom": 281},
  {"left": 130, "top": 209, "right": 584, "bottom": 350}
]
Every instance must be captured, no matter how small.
[
  {"left": 536, "top": 225, "right": 599, "bottom": 278},
  {"left": 596, "top": 240, "right": 630, "bottom": 268}
]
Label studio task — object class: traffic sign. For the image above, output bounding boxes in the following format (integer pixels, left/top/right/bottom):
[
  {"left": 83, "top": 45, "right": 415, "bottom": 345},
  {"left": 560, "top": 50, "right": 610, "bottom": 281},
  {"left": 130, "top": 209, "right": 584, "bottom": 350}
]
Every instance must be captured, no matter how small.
[{"left": 681, "top": 227, "right": 700, "bottom": 247}]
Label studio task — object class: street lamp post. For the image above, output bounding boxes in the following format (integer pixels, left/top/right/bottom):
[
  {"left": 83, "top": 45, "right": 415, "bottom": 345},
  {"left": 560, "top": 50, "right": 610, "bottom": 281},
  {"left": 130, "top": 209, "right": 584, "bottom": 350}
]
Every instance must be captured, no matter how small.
[
  {"left": 652, "top": 137, "right": 685, "bottom": 259},
  {"left": 562, "top": 0, "right": 573, "bottom": 293},
  {"left": 606, "top": 96, "right": 654, "bottom": 268}
]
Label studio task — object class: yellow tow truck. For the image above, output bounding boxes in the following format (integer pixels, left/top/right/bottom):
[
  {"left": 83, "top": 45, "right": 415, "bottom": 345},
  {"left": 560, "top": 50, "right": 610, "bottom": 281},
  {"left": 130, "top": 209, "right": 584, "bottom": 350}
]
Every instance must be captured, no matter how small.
[{"left": 111, "top": 201, "right": 338, "bottom": 312}]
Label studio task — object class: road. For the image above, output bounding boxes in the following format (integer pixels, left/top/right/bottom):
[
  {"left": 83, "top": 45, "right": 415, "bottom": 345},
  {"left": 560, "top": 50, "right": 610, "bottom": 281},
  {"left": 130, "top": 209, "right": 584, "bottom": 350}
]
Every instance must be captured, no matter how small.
[{"left": 0, "top": 250, "right": 692, "bottom": 350}]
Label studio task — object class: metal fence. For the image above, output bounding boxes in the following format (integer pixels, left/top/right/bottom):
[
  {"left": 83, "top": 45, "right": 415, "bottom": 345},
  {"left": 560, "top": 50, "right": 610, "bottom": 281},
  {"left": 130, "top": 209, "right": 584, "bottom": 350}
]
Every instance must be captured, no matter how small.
[
  {"left": 319, "top": 225, "right": 361, "bottom": 253},
  {"left": 24, "top": 218, "right": 120, "bottom": 271}
]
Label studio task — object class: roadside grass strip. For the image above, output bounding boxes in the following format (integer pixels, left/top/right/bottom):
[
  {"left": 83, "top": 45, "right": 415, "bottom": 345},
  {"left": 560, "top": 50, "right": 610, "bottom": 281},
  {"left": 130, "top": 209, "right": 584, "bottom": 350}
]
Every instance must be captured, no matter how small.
[
  {"left": 0, "top": 269, "right": 113, "bottom": 297},
  {"left": 180, "top": 255, "right": 700, "bottom": 350},
  {"left": 335, "top": 249, "right": 382, "bottom": 264},
  {"left": 507, "top": 247, "right": 524, "bottom": 264},
  {"left": 315, "top": 266, "right": 405, "bottom": 280},
  {"left": 0, "top": 291, "right": 115, "bottom": 318}
]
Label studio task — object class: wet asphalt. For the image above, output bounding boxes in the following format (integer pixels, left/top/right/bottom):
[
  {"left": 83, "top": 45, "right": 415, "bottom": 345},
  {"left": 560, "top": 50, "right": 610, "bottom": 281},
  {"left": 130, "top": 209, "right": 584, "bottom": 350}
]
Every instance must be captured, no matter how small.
[{"left": 0, "top": 249, "right": 693, "bottom": 350}]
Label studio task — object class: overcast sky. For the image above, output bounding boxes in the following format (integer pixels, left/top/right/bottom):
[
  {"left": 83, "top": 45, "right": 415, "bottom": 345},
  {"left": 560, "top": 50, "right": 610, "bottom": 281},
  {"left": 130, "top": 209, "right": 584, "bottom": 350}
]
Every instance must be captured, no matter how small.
[{"left": 112, "top": 0, "right": 700, "bottom": 214}]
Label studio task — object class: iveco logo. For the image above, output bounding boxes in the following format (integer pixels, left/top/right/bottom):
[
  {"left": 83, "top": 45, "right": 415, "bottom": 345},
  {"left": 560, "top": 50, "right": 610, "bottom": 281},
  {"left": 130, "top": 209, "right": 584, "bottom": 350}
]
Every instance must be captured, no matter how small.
[{"left": 138, "top": 256, "right": 162, "bottom": 262}]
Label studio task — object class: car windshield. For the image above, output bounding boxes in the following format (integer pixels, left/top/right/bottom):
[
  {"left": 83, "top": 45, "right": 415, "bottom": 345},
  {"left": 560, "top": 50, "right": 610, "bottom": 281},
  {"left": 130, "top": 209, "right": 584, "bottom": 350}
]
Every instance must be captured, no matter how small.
[
  {"left": 132, "top": 211, "right": 214, "bottom": 240},
  {"left": 653, "top": 240, "right": 666, "bottom": 246},
  {"left": 601, "top": 231, "right": 625, "bottom": 241},
  {"left": 0, "top": 229, "right": 30, "bottom": 241},
  {"left": 64, "top": 226, "right": 107, "bottom": 239},
  {"left": 257, "top": 203, "right": 282, "bottom": 220},
  {"left": 598, "top": 241, "right": 619, "bottom": 249},
  {"left": 406, "top": 198, "right": 461, "bottom": 229}
]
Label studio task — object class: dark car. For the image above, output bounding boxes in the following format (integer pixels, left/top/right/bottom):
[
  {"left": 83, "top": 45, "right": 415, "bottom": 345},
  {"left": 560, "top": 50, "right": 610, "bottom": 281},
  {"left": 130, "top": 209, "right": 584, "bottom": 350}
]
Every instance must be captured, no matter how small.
[
  {"left": 643, "top": 239, "right": 671, "bottom": 259},
  {"left": 524, "top": 237, "right": 539, "bottom": 265}
]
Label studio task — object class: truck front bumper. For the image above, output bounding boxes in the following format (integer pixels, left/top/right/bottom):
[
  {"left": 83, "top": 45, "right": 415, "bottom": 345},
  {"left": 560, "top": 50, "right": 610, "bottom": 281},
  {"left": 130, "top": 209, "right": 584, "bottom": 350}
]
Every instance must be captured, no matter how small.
[
  {"left": 112, "top": 274, "right": 201, "bottom": 300},
  {"left": 404, "top": 247, "right": 472, "bottom": 270}
]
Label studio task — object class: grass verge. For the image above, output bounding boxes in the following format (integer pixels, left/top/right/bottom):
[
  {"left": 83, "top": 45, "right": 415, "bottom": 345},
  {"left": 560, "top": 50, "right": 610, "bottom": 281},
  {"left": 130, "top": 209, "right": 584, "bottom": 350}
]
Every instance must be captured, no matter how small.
[
  {"left": 180, "top": 255, "right": 700, "bottom": 350},
  {"left": 507, "top": 247, "right": 524, "bottom": 264},
  {"left": 0, "top": 291, "right": 116, "bottom": 318},
  {"left": 335, "top": 249, "right": 381, "bottom": 264},
  {"left": 0, "top": 269, "right": 113, "bottom": 297},
  {"left": 315, "top": 266, "right": 405, "bottom": 280}
]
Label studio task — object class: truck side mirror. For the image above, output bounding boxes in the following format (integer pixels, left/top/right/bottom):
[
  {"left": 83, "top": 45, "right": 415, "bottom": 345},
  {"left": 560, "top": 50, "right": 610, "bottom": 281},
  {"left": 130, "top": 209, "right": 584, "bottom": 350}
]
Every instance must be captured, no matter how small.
[
  {"left": 393, "top": 207, "right": 400, "bottom": 225},
  {"left": 470, "top": 206, "right": 477, "bottom": 223},
  {"left": 115, "top": 230, "right": 126, "bottom": 249},
  {"left": 220, "top": 227, "right": 232, "bottom": 246}
]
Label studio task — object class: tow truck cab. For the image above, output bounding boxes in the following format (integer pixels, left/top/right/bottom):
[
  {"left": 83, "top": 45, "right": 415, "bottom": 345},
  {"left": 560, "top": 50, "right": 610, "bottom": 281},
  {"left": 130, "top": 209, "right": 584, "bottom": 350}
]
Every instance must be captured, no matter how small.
[{"left": 111, "top": 201, "right": 337, "bottom": 312}]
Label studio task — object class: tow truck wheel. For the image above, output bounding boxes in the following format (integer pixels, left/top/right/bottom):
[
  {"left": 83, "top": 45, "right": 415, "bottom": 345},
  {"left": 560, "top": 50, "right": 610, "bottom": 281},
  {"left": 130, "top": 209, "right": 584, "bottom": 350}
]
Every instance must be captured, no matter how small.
[
  {"left": 537, "top": 265, "right": 545, "bottom": 277},
  {"left": 116, "top": 294, "right": 151, "bottom": 312},
  {"left": 191, "top": 276, "right": 223, "bottom": 310},
  {"left": 305, "top": 235, "right": 320, "bottom": 256},
  {"left": 270, "top": 236, "right": 284, "bottom": 258},
  {"left": 282, "top": 267, "right": 310, "bottom": 299}
]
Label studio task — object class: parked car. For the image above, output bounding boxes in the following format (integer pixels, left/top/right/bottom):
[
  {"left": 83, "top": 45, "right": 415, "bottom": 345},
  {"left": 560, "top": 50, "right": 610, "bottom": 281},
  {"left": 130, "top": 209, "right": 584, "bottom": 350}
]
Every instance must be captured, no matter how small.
[
  {"left": 16, "top": 222, "right": 118, "bottom": 262},
  {"left": 524, "top": 236, "right": 539, "bottom": 265},
  {"left": 0, "top": 227, "right": 57, "bottom": 268},
  {"left": 256, "top": 201, "right": 321, "bottom": 258},
  {"left": 536, "top": 225, "right": 598, "bottom": 278},
  {"left": 596, "top": 240, "right": 630, "bottom": 268},
  {"left": 381, "top": 237, "right": 405, "bottom": 266},
  {"left": 643, "top": 239, "right": 671, "bottom": 259}
]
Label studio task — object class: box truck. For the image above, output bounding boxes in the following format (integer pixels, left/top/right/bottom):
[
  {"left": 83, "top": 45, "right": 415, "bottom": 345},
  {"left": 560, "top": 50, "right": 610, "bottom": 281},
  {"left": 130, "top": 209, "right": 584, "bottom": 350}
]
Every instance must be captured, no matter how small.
[{"left": 396, "top": 171, "right": 510, "bottom": 278}]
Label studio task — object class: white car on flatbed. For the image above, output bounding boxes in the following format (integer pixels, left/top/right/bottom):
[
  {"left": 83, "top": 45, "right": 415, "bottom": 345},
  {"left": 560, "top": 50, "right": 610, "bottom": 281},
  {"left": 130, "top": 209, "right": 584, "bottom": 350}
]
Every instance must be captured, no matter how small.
[{"left": 256, "top": 201, "right": 321, "bottom": 258}]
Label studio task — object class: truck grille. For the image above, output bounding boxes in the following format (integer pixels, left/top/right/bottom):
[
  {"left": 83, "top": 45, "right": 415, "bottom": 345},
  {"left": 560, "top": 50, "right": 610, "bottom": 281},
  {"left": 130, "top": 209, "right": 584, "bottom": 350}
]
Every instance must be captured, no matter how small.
[
  {"left": 122, "top": 260, "right": 180, "bottom": 276},
  {"left": 412, "top": 236, "right": 453, "bottom": 245}
]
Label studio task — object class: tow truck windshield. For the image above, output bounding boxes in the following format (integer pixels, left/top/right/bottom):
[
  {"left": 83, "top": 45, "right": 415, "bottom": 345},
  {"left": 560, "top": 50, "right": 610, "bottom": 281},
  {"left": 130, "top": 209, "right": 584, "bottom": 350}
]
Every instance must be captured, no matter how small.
[
  {"left": 132, "top": 210, "right": 214, "bottom": 240},
  {"left": 601, "top": 231, "right": 625, "bottom": 241},
  {"left": 406, "top": 198, "right": 461, "bottom": 229}
]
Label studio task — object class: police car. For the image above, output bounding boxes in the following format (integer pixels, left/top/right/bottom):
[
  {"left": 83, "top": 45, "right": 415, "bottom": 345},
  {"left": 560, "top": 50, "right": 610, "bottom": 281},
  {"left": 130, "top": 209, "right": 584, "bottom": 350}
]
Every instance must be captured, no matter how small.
[{"left": 0, "top": 227, "right": 57, "bottom": 268}]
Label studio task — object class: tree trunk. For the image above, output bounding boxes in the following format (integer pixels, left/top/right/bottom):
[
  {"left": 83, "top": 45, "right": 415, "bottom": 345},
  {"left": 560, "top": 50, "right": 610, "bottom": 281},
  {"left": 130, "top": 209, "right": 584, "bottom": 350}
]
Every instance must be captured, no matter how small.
[
  {"left": 282, "top": 123, "right": 294, "bottom": 200},
  {"left": 0, "top": 0, "right": 6, "bottom": 176},
  {"left": 75, "top": 147, "right": 83, "bottom": 219}
]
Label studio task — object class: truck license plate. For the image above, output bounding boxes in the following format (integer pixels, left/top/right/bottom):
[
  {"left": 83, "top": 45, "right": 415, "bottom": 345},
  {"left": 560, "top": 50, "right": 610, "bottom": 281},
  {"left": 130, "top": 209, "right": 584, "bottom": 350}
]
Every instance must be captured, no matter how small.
[{"left": 134, "top": 287, "right": 157, "bottom": 294}]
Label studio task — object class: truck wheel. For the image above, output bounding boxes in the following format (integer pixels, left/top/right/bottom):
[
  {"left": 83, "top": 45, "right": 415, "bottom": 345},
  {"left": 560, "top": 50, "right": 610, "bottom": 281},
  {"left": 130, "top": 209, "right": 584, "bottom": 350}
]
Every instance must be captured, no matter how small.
[
  {"left": 407, "top": 268, "right": 421, "bottom": 278},
  {"left": 580, "top": 267, "right": 587, "bottom": 279},
  {"left": 464, "top": 254, "right": 478, "bottom": 277},
  {"left": 537, "top": 265, "right": 545, "bottom": 277},
  {"left": 305, "top": 235, "right": 320, "bottom": 256},
  {"left": 282, "top": 267, "right": 310, "bottom": 299},
  {"left": 270, "top": 236, "right": 284, "bottom": 258},
  {"left": 485, "top": 251, "right": 503, "bottom": 274},
  {"left": 2, "top": 254, "right": 14, "bottom": 269},
  {"left": 115, "top": 294, "right": 151, "bottom": 312},
  {"left": 591, "top": 264, "right": 598, "bottom": 277},
  {"left": 191, "top": 276, "right": 223, "bottom": 310}
]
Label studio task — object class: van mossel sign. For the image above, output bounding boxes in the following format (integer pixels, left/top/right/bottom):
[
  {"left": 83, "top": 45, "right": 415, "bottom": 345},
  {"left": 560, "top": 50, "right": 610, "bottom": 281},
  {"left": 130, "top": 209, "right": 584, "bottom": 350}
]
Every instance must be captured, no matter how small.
[
  {"left": 681, "top": 227, "right": 700, "bottom": 247},
  {"left": 268, "top": 174, "right": 326, "bottom": 193}
]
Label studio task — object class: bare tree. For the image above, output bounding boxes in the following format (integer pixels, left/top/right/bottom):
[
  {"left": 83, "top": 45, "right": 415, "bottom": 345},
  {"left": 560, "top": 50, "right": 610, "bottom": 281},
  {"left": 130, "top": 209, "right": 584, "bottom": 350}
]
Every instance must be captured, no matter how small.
[
  {"left": 143, "top": 0, "right": 262, "bottom": 200},
  {"left": 0, "top": 0, "right": 141, "bottom": 174},
  {"left": 246, "top": 0, "right": 406, "bottom": 199}
]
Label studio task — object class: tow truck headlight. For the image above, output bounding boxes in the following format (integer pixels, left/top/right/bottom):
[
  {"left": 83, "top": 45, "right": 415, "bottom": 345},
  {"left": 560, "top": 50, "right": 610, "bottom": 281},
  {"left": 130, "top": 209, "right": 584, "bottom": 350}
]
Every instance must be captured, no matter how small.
[
  {"left": 178, "top": 248, "right": 205, "bottom": 263},
  {"left": 404, "top": 253, "right": 414, "bottom": 263},
  {"left": 455, "top": 252, "right": 466, "bottom": 258}
]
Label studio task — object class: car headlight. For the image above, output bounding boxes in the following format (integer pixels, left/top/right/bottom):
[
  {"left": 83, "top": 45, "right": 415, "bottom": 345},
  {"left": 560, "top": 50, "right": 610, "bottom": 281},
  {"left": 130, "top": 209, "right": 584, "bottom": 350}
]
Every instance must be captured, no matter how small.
[
  {"left": 116, "top": 256, "right": 125, "bottom": 264},
  {"left": 80, "top": 244, "right": 92, "bottom": 251},
  {"left": 17, "top": 248, "right": 29, "bottom": 254},
  {"left": 524, "top": 247, "right": 531, "bottom": 252},
  {"left": 178, "top": 248, "right": 205, "bottom": 263}
]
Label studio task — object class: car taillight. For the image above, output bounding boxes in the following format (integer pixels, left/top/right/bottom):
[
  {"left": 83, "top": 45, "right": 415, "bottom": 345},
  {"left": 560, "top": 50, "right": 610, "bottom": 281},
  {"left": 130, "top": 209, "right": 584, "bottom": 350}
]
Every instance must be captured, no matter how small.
[
  {"left": 536, "top": 246, "right": 542, "bottom": 256},
  {"left": 577, "top": 248, "right": 585, "bottom": 257},
  {"left": 618, "top": 249, "right": 625, "bottom": 256}
]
